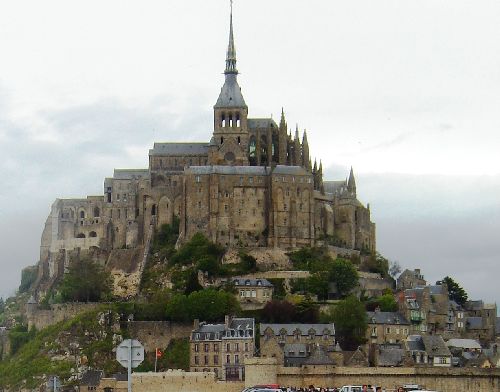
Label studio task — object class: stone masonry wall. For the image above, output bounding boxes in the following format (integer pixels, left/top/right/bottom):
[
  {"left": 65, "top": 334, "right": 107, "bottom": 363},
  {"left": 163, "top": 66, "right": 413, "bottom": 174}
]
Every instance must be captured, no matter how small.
[
  {"left": 27, "top": 302, "right": 101, "bottom": 330},
  {"left": 244, "top": 359, "right": 500, "bottom": 392},
  {"left": 127, "top": 321, "right": 192, "bottom": 352},
  {"left": 132, "top": 370, "right": 244, "bottom": 392}
]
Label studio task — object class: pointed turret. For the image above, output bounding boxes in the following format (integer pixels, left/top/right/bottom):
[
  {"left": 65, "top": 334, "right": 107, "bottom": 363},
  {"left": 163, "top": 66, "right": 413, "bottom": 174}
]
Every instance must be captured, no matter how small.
[
  {"left": 347, "top": 166, "right": 357, "bottom": 196},
  {"left": 302, "top": 129, "right": 310, "bottom": 170},
  {"left": 279, "top": 108, "right": 288, "bottom": 164},
  {"left": 293, "top": 124, "right": 301, "bottom": 165}
]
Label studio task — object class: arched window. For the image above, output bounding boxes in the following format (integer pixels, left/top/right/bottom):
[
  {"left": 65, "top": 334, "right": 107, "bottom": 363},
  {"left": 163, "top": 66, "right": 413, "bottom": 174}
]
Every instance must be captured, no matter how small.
[
  {"left": 80, "top": 210, "right": 85, "bottom": 219},
  {"left": 248, "top": 137, "right": 257, "bottom": 166},
  {"left": 93, "top": 207, "right": 100, "bottom": 218},
  {"left": 151, "top": 204, "right": 157, "bottom": 216},
  {"left": 89, "top": 231, "right": 97, "bottom": 238},
  {"left": 260, "top": 135, "right": 268, "bottom": 165},
  {"left": 76, "top": 233, "right": 86, "bottom": 238}
]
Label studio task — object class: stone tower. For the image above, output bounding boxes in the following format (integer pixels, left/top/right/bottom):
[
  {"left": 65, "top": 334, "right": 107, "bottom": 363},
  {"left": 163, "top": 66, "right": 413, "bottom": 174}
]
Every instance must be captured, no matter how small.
[{"left": 209, "top": 3, "right": 249, "bottom": 166}]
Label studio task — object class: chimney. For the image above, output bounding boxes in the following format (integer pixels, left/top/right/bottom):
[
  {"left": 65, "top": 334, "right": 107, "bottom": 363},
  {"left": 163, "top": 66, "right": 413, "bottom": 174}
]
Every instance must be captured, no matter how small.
[{"left": 193, "top": 319, "right": 200, "bottom": 330}]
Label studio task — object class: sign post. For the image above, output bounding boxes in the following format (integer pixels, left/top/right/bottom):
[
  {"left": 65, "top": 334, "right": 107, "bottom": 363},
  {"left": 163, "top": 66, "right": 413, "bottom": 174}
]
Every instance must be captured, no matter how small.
[
  {"left": 47, "top": 376, "right": 60, "bottom": 392},
  {"left": 116, "top": 339, "right": 144, "bottom": 392}
]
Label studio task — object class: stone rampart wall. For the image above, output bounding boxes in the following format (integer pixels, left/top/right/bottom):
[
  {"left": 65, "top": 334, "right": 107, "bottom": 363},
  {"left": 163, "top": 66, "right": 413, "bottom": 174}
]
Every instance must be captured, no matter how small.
[
  {"left": 132, "top": 370, "right": 244, "bottom": 392},
  {"left": 127, "top": 321, "right": 192, "bottom": 352},
  {"left": 27, "top": 302, "right": 102, "bottom": 330},
  {"left": 245, "top": 358, "right": 500, "bottom": 392}
]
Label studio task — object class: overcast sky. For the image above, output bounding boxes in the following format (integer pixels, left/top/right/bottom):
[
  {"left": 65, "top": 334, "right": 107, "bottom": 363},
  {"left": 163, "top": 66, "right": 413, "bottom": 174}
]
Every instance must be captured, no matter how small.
[{"left": 0, "top": 0, "right": 498, "bottom": 308}]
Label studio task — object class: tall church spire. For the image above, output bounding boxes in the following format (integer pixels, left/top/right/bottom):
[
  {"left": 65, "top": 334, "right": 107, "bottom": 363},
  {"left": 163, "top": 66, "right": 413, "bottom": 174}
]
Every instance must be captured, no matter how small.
[
  {"left": 214, "top": 1, "right": 246, "bottom": 109},
  {"left": 225, "top": 0, "right": 238, "bottom": 75}
]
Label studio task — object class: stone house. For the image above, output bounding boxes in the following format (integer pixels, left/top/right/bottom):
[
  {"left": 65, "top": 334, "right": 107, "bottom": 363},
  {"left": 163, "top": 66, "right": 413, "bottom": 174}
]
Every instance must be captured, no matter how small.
[
  {"left": 366, "top": 310, "right": 410, "bottom": 345},
  {"left": 405, "top": 335, "right": 452, "bottom": 367},
  {"left": 260, "top": 323, "right": 336, "bottom": 366},
  {"left": 231, "top": 277, "right": 273, "bottom": 310},
  {"left": 189, "top": 316, "right": 255, "bottom": 381},
  {"left": 463, "top": 301, "right": 497, "bottom": 343},
  {"left": 397, "top": 269, "right": 426, "bottom": 291}
]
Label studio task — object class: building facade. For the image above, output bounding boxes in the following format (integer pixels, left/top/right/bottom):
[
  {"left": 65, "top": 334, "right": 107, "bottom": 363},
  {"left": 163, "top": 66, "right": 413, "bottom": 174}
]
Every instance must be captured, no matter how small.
[
  {"left": 189, "top": 316, "right": 254, "bottom": 381},
  {"left": 35, "top": 6, "right": 375, "bottom": 295}
]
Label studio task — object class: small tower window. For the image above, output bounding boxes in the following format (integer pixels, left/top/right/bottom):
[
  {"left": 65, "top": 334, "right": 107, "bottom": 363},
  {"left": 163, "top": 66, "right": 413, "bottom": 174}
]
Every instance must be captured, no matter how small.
[
  {"left": 237, "top": 136, "right": 241, "bottom": 144},
  {"left": 221, "top": 113, "right": 226, "bottom": 127},
  {"left": 236, "top": 113, "right": 241, "bottom": 127},
  {"left": 221, "top": 137, "right": 224, "bottom": 145}
]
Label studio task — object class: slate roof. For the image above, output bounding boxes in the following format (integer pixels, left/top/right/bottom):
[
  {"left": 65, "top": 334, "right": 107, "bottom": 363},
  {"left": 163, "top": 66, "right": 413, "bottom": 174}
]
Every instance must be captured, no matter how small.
[
  {"left": 466, "top": 317, "right": 484, "bottom": 330},
  {"left": 465, "top": 300, "right": 484, "bottom": 311},
  {"left": 149, "top": 142, "right": 209, "bottom": 157},
  {"left": 284, "top": 343, "right": 308, "bottom": 357},
  {"left": 323, "top": 180, "right": 347, "bottom": 195},
  {"left": 303, "top": 345, "right": 335, "bottom": 365},
  {"left": 192, "top": 318, "right": 254, "bottom": 340},
  {"left": 248, "top": 118, "right": 278, "bottom": 129},
  {"left": 272, "top": 165, "right": 311, "bottom": 176},
  {"left": 232, "top": 277, "right": 273, "bottom": 287},
  {"left": 378, "top": 345, "right": 405, "bottom": 367},
  {"left": 260, "top": 323, "right": 335, "bottom": 337},
  {"left": 496, "top": 318, "right": 500, "bottom": 335},
  {"left": 421, "top": 335, "right": 451, "bottom": 357},
  {"left": 367, "top": 311, "right": 410, "bottom": 325},
  {"left": 429, "top": 285, "right": 446, "bottom": 295},
  {"left": 80, "top": 370, "right": 103, "bottom": 386},
  {"left": 447, "top": 339, "right": 482, "bottom": 350},
  {"left": 186, "top": 165, "right": 269, "bottom": 175},
  {"left": 113, "top": 169, "right": 149, "bottom": 180},
  {"left": 214, "top": 74, "right": 247, "bottom": 108},
  {"left": 406, "top": 336, "right": 425, "bottom": 352}
]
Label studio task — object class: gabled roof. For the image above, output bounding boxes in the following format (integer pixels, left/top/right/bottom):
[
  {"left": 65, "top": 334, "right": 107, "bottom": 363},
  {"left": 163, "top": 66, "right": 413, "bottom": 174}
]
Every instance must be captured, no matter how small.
[
  {"left": 447, "top": 339, "right": 481, "bottom": 350},
  {"left": 260, "top": 323, "right": 335, "bottom": 337},
  {"left": 283, "top": 343, "right": 308, "bottom": 357},
  {"left": 232, "top": 277, "right": 273, "bottom": 288},
  {"left": 421, "top": 335, "right": 451, "bottom": 357},
  {"left": 215, "top": 74, "right": 247, "bottom": 108},
  {"left": 149, "top": 142, "right": 209, "bottom": 157},
  {"left": 186, "top": 165, "right": 269, "bottom": 175},
  {"left": 367, "top": 311, "right": 410, "bottom": 325},
  {"left": 248, "top": 118, "right": 278, "bottom": 129},
  {"left": 378, "top": 346, "right": 405, "bottom": 367},
  {"left": 113, "top": 169, "right": 149, "bottom": 180}
]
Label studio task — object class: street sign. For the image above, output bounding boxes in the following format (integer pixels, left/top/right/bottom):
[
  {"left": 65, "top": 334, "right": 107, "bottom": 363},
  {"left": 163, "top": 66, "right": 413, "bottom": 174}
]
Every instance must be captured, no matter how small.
[
  {"left": 47, "top": 376, "right": 61, "bottom": 392},
  {"left": 116, "top": 339, "right": 144, "bottom": 369}
]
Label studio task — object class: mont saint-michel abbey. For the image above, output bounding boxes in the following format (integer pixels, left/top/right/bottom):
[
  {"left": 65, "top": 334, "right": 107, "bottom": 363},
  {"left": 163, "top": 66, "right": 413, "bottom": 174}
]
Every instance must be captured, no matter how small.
[{"left": 38, "top": 8, "right": 375, "bottom": 282}]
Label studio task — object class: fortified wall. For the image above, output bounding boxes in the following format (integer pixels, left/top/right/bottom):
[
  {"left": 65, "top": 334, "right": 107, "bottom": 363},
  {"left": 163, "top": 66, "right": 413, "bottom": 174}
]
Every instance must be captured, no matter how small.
[
  {"left": 26, "top": 302, "right": 102, "bottom": 330},
  {"left": 127, "top": 321, "right": 192, "bottom": 352},
  {"left": 244, "top": 358, "right": 500, "bottom": 392},
  {"left": 132, "top": 370, "right": 244, "bottom": 392}
]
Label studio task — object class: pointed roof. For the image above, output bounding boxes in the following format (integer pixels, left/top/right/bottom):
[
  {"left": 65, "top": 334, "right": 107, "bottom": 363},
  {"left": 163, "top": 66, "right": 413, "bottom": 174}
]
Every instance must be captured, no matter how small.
[
  {"left": 302, "top": 129, "right": 308, "bottom": 144},
  {"left": 215, "top": 2, "right": 247, "bottom": 109},
  {"left": 225, "top": 1, "right": 237, "bottom": 75},
  {"left": 294, "top": 125, "right": 300, "bottom": 141},
  {"left": 348, "top": 166, "right": 356, "bottom": 192}
]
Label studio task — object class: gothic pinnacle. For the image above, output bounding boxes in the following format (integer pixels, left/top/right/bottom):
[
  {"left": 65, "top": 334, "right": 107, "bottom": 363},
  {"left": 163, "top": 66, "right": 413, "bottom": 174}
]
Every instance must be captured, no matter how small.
[{"left": 225, "top": 0, "right": 238, "bottom": 75}]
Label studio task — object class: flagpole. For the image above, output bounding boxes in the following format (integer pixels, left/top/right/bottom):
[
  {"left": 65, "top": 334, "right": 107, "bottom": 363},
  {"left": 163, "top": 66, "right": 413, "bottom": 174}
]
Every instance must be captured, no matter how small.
[{"left": 155, "top": 348, "right": 158, "bottom": 372}]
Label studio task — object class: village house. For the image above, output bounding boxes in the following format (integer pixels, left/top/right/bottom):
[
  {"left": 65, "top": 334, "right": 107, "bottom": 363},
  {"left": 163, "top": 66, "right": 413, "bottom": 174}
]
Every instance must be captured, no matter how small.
[
  {"left": 189, "top": 316, "right": 255, "bottom": 381},
  {"left": 366, "top": 310, "right": 410, "bottom": 345}
]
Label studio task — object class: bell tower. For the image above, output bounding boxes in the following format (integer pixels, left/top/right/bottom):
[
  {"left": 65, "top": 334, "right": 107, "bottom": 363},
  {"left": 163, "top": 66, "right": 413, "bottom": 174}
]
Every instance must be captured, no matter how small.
[{"left": 209, "top": 1, "right": 249, "bottom": 166}]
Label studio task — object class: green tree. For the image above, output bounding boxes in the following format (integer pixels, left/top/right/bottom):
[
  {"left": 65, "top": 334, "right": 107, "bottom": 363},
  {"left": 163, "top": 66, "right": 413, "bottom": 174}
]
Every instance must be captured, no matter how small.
[
  {"left": 442, "top": 276, "right": 468, "bottom": 306},
  {"left": 59, "top": 259, "right": 113, "bottom": 302},
  {"left": 170, "top": 233, "right": 224, "bottom": 266},
  {"left": 326, "top": 296, "right": 367, "bottom": 350},
  {"left": 165, "top": 289, "right": 240, "bottom": 322},
  {"left": 304, "top": 273, "right": 330, "bottom": 301},
  {"left": 295, "top": 296, "right": 320, "bottom": 323},
  {"left": 19, "top": 266, "right": 38, "bottom": 293},
  {"left": 159, "top": 338, "right": 189, "bottom": 371},
  {"left": 330, "top": 259, "right": 358, "bottom": 297},
  {"left": 261, "top": 300, "right": 296, "bottom": 323},
  {"left": 363, "top": 252, "right": 390, "bottom": 277},
  {"left": 365, "top": 294, "right": 398, "bottom": 312}
]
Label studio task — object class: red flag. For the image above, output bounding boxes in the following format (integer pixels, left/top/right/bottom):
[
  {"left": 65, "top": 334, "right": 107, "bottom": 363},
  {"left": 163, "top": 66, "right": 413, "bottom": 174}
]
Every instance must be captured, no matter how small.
[{"left": 156, "top": 348, "right": 163, "bottom": 358}]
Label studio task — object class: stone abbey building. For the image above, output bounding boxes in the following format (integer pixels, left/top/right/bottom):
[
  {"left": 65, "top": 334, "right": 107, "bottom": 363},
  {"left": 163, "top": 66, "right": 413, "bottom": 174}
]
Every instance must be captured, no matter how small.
[{"left": 37, "top": 7, "right": 375, "bottom": 285}]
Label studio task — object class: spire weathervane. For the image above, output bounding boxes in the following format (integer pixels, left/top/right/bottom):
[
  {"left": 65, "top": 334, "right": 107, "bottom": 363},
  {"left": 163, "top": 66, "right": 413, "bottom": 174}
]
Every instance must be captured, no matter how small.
[{"left": 225, "top": 0, "right": 238, "bottom": 74}]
